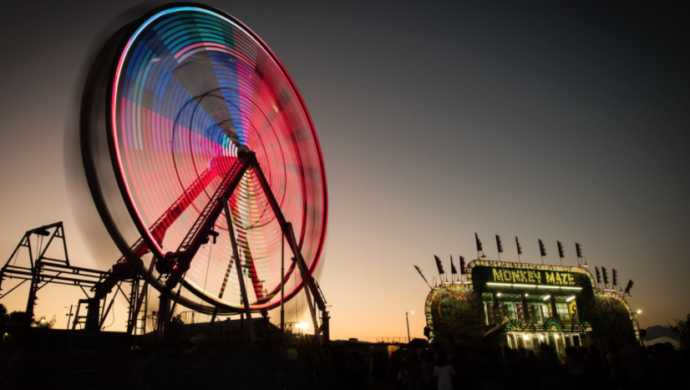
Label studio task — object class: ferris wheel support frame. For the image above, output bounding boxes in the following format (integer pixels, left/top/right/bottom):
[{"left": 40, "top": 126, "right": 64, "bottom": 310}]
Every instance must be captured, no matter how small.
[
  {"left": 148, "top": 154, "right": 251, "bottom": 344},
  {"left": 252, "top": 161, "right": 330, "bottom": 343},
  {"left": 129, "top": 151, "right": 329, "bottom": 344},
  {"left": 89, "top": 149, "right": 328, "bottom": 344}
]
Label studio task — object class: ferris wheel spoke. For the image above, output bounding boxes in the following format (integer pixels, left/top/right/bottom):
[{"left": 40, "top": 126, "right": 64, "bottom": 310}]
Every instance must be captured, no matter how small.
[
  {"left": 212, "top": 54, "right": 253, "bottom": 145},
  {"left": 128, "top": 155, "right": 238, "bottom": 274},
  {"left": 259, "top": 260, "right": 298, "bottom": 302},
  {"left": 173, "top": 52, "right": 243, "bottom": 147},
  {"left": 164, "top": 155, "right": 251, "bottom": 289},
  {"left": 226, "top": 171, "right": 289, "bottom": 305},
  {"left": 119, "top": 99, "right": 224, "bottom": 155}
]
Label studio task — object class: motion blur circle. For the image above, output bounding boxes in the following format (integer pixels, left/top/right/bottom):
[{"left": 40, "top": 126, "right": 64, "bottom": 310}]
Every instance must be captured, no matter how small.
[{"left": 107, "top": 3, "right": 327, "bottom": 311}]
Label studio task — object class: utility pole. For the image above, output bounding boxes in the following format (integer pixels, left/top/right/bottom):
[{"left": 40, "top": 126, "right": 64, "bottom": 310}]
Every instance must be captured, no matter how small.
[
  {"left": 65, "top": 305, "right": 73, "bottom": 329},
  {"left": 280, "top": 236, "right": 285, "bottom": 334}
]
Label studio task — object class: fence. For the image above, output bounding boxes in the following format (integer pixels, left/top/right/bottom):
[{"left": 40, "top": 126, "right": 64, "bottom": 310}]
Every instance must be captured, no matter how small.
[{"left": 375, "top": 337, "right": 408, "bottom": 343}]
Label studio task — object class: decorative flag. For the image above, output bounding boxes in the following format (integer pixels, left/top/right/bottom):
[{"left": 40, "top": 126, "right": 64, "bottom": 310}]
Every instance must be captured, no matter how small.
[
  {"left": 538, "top": 239, "right": 546, "bottom": 257},
  {"left": 515, "top": 237, "right": 522, "bottom": 255},
  {"left": 475, "top": 233, "right": 483, "bottom": 252},
  {"left": 624, "top": 280, "right": 634, "bottom": 296},
  {"left": 595, "top": 266, "right": 601, "bottom": 284},
  {"left": 414, "top": 265, "right": 432, "bottom": 289},
  {"left": 434, "top": 255, "right": 445, "bottom": 274},
  {"left": 602, "top": 267, "right": 609, "bottom": 286},
  {"left": 459, "top": 256, "right": 466, "bottom": 275},
  {"left": 575, "top": 243, "right": 582, "bottom": 258},
  {"left": 496, "top": 235, "right": 503, "bottom": 253},
  {"left": 612, "top": 269, "right": 618, "bottom": 287},
  {"left": 450, "top": 255, "right": 457, "bottom": 274},
  {"left": 557, "top": 241, "right": 564, "bottom": 258}
]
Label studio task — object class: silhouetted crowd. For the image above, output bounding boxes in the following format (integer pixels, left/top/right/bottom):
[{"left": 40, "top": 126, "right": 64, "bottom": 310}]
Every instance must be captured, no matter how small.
[
  {"left": 298, "top": 338, "right": 688, "bottom": 390},
  {"left": 140, "top": 334, "right": 689, "bottom": 390}
]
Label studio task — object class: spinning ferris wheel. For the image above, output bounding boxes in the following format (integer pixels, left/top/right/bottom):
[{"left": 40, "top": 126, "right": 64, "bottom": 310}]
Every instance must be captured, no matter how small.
[{"left": 83, "top": 3, "right": 329, "bottom": 340}]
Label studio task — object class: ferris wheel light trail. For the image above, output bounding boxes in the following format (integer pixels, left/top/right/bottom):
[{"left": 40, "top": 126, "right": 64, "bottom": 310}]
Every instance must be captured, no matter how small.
[
  {"left": 149, "top": 155, "right": 239, "bottom": 245},
  {"left": 88, "top": 3, "right": 329, "bottom": 339}
]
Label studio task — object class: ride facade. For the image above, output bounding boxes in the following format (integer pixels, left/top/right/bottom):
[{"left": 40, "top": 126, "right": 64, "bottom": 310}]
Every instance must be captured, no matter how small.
[{"left": 425, "top": 259, "right": 637, "bottom": 357}]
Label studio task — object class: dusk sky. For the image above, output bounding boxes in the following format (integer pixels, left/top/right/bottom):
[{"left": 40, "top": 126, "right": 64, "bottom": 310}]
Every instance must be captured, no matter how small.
[{"left": 0, "top": 1, "right": 688, "bottom": 341}]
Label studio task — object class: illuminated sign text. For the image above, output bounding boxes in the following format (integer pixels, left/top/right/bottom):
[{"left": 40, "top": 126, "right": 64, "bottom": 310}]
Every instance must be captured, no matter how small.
[{"left": 491, "top": 268, "right": 576, "bottom": 286}]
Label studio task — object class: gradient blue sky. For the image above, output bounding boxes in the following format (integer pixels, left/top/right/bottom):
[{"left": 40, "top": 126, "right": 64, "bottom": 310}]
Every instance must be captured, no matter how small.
[{"left": 0, "top": 1, "right": 688, "bottom": 340}]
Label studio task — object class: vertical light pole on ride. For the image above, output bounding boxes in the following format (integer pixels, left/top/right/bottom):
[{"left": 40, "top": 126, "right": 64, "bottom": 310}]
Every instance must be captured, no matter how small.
[
  {"left": 281, "top": 236, "right": 285, "bottom": 334},
  {"left": 406, "top": 311, "right": 414, "bottom": 343},
  {"left": 634, "top": 309, "right": 643, "bottom": 345}
]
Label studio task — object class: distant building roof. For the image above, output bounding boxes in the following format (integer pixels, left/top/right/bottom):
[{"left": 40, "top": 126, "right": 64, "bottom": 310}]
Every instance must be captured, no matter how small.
[{"left": 643, "top": 336, "right": 681, "bottom": 350}]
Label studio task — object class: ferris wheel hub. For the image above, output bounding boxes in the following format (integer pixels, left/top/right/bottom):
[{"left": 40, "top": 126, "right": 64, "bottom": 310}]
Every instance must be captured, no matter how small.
[{"left": 236, "top": 145, "right": 253, "bottom": 159}]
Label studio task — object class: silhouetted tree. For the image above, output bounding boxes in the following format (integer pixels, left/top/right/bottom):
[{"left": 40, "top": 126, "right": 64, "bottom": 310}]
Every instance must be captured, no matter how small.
[
  {"left": 7, "top": 311, "right": 32, "bottom": 326},
  {"left": 34, "top": 315, "right": 56, "bottom": 329},
  {"left": 0, "top": 303, "right": 8, "bottom": 325},
  {"left": 0, "top": 307, "right": 55, "bottom": 328},
  {"left": 669, "top": 313, "right": 690, "bottom": 351}
]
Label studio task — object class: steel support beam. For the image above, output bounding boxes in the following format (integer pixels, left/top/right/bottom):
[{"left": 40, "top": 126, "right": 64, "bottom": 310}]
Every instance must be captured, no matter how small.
[
  {"left": 223, "top": 201, "right": 256, "bottom": 344},
  {"left": 250, "top": 160, "right": 329, "bottom": 342}
]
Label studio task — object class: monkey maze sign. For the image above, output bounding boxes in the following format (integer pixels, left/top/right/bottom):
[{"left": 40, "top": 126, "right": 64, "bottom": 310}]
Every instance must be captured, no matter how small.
[{"left": 489, "top": 268, "right": 577, "bottom": 286}]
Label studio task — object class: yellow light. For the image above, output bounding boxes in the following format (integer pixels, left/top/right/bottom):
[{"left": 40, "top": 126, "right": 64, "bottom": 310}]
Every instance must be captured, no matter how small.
[
  {"left": 637, "top": 309, "right": 642, "bottom": 314},
  {"left": 523, "top": 334, "right": 530, "bottom": 341},
  {"left": 555, "top": 334, "right": 560, "bottom": 339},
  {"left": 539, "top": 334, "right": 544, "bottom": 341},
  {"left": 543, "top": 295, "right": 550, "bottom": 301},
  {"left": 497, "top": 292, "right": 502, "bottom": 297}
]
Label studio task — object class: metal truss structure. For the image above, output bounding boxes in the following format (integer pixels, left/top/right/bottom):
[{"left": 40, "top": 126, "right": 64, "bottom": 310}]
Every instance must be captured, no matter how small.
[{"left": 0, "top": 222, "right": 145, "bottom": 336}]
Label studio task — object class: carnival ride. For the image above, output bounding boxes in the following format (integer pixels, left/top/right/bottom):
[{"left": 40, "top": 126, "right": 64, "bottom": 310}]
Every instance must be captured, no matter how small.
[{"left": 1, "top": 3, "right": 329, "bottom": 344}]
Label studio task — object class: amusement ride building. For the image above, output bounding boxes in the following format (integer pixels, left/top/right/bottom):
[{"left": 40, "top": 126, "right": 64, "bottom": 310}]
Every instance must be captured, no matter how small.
[{"left": 424, "top": 259, "right": 637, "bottom": 357}]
